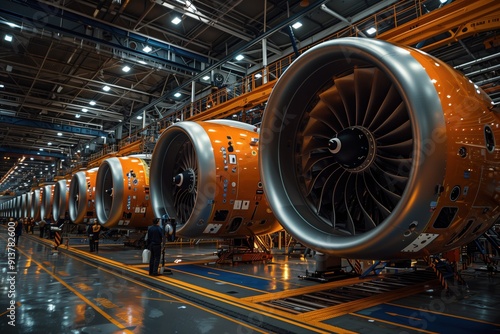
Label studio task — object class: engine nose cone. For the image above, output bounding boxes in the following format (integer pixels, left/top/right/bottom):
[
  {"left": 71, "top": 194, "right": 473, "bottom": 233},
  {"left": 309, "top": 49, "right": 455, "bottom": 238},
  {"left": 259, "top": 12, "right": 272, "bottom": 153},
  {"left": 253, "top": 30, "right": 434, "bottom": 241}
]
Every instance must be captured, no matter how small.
[
  {"left": 329, "top": 127, "right": 370, "bottom": 169},
  {"left": 173, "top": 169, "right": 196, "bottom": 192}
]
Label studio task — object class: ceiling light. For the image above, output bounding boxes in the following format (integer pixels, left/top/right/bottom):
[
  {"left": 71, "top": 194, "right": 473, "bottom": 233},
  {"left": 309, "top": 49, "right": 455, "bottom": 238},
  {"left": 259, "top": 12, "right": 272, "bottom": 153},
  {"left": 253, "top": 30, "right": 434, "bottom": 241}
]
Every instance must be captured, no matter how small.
[
  {"left": 235, "top": 54, "right": 244, "bottom": 61},
  {"left": 255, "top": 73, "right": 262, "bottom": 79},
  {"left": 57, "top": 132, "right": 62, "bottom": 136},
  {"left": 143, "top": 45, "right": 152, "bottom": 53},
  {"left": 122, "top": 65, "right": 131, "bottom": 72},
  {"left": 82, "top": 108, "right": 88, "bottom": 112},
  {"left": 440, "top": 0, "right": 447, "bottom": 3},
  {"left": 136, "top": 115, "right": 143, "bottom": 120},
  {"left": 366, "top": 27, "right": 377, "bottom": 35},
  {"left": 75, "top": 114, "right": 81, "bottom": 118},
  {"left": 48, "top": 142, "right": 52, "bottom": 146},
  {"left": 292, "top": 22, "right": 302, "bottom": 29},
  {"left": 103, "top": 85, "right": 110, "bottom": 91},
  {"left": 4, "top": 34, "right": 13, "bottom": 42},
  {"left": 0, "top": 84, "right": 4, "bottom": 88},
  {"left": 202, "top": 75, "right": 210, "bottom": 81},
  {"left": 39, "top": 148, "right": 43, "bottom": 151},
  {"left": 137, "top": 60, "right": 147, "bottom": 65},
  {"left": 174, "top": 92, "right": 181, "bottom": 97},
  {"left": 89, "top": 100, "right": 96, "bottom": 106},
  {"left": 172, "top": 17, "right": 182, "bottom": 25}
]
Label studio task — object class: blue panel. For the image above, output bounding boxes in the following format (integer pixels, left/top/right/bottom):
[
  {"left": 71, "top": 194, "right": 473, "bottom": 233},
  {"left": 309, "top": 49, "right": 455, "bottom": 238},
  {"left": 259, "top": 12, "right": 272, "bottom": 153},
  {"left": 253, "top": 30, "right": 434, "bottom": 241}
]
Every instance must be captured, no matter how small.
[
  {"left": 173, "top": 264, "right": 286, "bottom": 291},
  {"left": 356, "top": 303, "right": 500, "bottom": 333}
]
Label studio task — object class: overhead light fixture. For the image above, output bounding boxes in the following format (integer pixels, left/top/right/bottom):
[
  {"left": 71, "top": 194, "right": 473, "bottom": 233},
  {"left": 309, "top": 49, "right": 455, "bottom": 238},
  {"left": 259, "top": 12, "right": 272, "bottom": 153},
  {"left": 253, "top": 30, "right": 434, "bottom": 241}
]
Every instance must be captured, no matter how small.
[
  {"left": 202, "top": 75, "right": 210, "bottom": 81},
  {"left": 143, "top": 45, "right": 152, "bottom": 53},
  {"left": 366, "top": 27, "right": 377, "bottom": 35},
  {"left": 235, "top": 54, "right": 244, "bottom": 61},
  {"left": 0, "top": 84, "right": 4, "bottom": 88},
  {"left": 102, "top": 85, "right": 110, "bottom": 91},
  {"left": 174, "top": 92, "right": 181, "bottom": 97},
  {"left": 57, "top": 132, "right": 62, "bottom": 136},
  {"left": 122, "top": 65, "right": 131, "bottom": 72},
  {"left": 89, "top": 100, "right": 96, "bottom": 106},
  {"left": 48, "top": 142, "right": 52, "bottom": 146},
  {"left": 56, "top": 86, "right": 63, "bottom": 93},
  {"left": 75, "top": 114, "right": 81, "bottom": 118},
  {"left": 440, "top": 0, "right": 447, "bottom": 3},
  {"left": 172, "top": 17, "right": 182, "bottom": 25},
  {"left": 136, "top": 115, "right": 143, "bottom": 120},
  {"left": 255, "top": 73, "right": 262, "bottom": 78},
  {"left": 82, "top": 108, "right": 88, "bottom": 112},
  {"left": 4, "top": 34, "right": 13, "bottom": 42},
  {"left": 292, "top": 22, "right": 302, "bottom": 29},
  {"left": 137, "top": 60, "right": 147, "bottom": 65}
]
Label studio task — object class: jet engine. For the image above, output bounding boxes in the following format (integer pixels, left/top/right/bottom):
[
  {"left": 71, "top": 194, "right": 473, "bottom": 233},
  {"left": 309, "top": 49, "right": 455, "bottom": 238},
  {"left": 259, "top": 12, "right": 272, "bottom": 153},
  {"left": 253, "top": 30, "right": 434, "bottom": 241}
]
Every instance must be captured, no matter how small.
[
  {"left": 149, "top": 120, "right": 281, "bottom": 239},
  {"left": 95, "top": 155, "right": 154, "bottom": 228},
  {"left": 52, "top": 179, "right": 70, "bottom": 221},
  {"left": 30, "top": 189, "right": 42, "bottom": 221},
  {"left": 259, "top": 38, "right": 500, "bottom": 260},
  {"left": 40, "top": 184, "right": 54, "bottom": 220},
  {"left": 69, "top": 168, "right": 98, "bottom": 224},
  {"left": 21, "top": 192, "right": 30, "bottom": 218}
]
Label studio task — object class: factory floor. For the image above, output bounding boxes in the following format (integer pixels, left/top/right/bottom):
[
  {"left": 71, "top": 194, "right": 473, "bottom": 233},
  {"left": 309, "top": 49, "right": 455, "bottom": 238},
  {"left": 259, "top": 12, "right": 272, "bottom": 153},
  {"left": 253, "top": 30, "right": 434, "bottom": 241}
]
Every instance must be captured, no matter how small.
[{"left": 1, "top": 227, "right": 499, "bottom": 334}]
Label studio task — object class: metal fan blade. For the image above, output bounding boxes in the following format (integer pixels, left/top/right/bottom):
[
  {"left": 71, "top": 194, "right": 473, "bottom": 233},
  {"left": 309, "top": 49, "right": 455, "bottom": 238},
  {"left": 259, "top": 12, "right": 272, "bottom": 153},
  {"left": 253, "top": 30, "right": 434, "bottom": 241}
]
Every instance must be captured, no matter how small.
[
  {"left": 334, "top": 75, "right": 356, "bottom": 126},
  {"left": 362, "top": 68, "right": 392, "bottom": 127},
  {"left": 354, "top": 68, "right": 375, "bottom": 125},
  {"left": 318, "top": 86, "right": 349, "bottom": 129},
  {"left": 372, "top": 101, "right": 408, "bottom": 136},
  {"left": 309, "top": 100, "right": 344, "bottom": 133}
]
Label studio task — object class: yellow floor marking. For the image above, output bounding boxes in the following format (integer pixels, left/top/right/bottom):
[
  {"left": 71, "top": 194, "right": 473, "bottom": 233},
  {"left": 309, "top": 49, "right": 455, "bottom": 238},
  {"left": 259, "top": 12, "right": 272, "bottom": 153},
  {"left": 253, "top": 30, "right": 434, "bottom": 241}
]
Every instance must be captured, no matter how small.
[
  {"left": 385, "top": 302, "right": 500, "bottom": 327},
  {"left": 62, "top": 249, "right": 271, "bottom": 334},
  {"left": 352, "top": 313, "right": 439, "bottom": 334},
  {"left": 14, "top": 247, "right": 134, "bottom": 334}
]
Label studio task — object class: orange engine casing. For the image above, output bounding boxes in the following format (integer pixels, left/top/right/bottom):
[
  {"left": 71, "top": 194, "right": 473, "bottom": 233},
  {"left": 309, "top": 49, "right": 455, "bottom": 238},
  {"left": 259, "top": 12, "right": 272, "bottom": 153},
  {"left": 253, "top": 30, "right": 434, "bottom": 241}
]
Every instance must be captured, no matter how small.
[
  {"left": 95, "top": 155, "right": 154, "bottom": 228},
  {"left": 69, "top": 168, "right": 98, "bottom": 224},
  {"left": 149, "top": 120, "right": 282, "bottom": 239},
  {"left": 259, "top": 38, "right": 500, "bottom": 260}
]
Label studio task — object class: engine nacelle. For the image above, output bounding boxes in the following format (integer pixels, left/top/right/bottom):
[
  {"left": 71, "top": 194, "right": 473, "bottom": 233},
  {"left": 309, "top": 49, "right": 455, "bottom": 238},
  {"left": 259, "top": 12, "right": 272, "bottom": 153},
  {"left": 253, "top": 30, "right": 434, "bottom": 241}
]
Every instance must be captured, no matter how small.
[
  {"left": 150, "top": 120, "right": 281, "bottom": 239},
  {"left": 95, "top": 155, "right": 154, "bottom": 228},
  {"left": 40, "top": 184, "right": 54, "bottom": 221},
  {"left": 69, "top": 168, "right": 98, "bottom": 224},
  {"left": 53, "top": 179, "right": 70, "bottom": 221},
  {"left": 30, "top": 189, "right": 42, "bottom": 221},
  {"left": 259, "top": 38, "right": 500, "bottom": 260},
  {"left": 21, "top": 192, "right": 30, "bottom": 218}
]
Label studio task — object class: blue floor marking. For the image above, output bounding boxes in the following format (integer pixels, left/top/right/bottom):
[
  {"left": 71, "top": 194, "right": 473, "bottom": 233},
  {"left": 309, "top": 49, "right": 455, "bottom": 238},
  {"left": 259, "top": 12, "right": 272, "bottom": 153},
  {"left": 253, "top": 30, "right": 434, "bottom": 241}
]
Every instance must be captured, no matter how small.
[
  {"left": 356, "top": 303, "right": 500, "bottom": 333},
  {"left": 172, "top": 264, "right": 283, "bottom": 291}
]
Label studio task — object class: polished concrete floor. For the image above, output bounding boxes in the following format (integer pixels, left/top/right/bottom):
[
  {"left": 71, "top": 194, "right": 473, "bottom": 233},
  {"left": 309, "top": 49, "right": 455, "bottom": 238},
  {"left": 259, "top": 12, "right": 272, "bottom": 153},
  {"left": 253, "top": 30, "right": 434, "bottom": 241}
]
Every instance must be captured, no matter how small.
[{"left": 1, "top": 227, "right": 499, "bottom": 334}]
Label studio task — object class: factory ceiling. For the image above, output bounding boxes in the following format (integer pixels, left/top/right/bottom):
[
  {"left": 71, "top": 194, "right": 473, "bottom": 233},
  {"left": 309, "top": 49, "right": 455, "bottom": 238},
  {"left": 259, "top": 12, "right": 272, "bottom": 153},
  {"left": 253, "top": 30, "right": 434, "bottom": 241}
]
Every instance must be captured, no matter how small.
[{"left": 0, "top": 0, "right": 499, "bottom": 197}]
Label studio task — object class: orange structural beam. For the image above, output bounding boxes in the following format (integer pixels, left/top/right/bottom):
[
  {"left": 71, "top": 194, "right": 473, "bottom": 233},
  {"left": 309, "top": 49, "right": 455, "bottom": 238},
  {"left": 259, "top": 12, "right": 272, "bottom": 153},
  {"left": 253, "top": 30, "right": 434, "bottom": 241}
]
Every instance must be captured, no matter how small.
[
  {"left": 378, "top": 0, "right": 500, "bottom": 51},
  {"left": 188, "top": 81, "right": 276, "bottom": 122}
]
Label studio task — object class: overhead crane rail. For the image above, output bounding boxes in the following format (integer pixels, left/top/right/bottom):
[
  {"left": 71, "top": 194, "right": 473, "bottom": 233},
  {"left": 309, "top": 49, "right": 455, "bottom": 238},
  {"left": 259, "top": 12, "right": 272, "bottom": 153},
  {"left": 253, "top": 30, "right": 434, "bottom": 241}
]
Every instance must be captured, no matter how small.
[{"left": 61, "top": 0, "right": 500, "bottom": 177}]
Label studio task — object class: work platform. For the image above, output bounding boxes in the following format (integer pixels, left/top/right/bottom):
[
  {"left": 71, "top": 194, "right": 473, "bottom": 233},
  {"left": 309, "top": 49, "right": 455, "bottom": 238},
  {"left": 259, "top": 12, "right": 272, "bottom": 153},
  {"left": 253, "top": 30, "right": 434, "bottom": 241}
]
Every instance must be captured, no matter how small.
[{"left": 1, "top": 229, "right": 499, "bottom": 333}]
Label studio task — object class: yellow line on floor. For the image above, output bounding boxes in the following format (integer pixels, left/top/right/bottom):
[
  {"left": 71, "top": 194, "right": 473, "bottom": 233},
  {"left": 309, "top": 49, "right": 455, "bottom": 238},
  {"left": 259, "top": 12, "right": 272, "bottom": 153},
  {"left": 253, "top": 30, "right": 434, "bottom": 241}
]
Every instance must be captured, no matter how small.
[
  {"left": 61, "top": 248, "right": 270, "bottom": 334},
  {"left": 66, "top": 242, "right": 351, "bottom": 333},
  {"left": 385, "top": 302, "right": 500, "bottom": 327},
  {"left": 351, "top": 312, "right": 439, "bottom": 334},
  {"left": 14, "top": 247, "right": 134, "bottom": 333}
]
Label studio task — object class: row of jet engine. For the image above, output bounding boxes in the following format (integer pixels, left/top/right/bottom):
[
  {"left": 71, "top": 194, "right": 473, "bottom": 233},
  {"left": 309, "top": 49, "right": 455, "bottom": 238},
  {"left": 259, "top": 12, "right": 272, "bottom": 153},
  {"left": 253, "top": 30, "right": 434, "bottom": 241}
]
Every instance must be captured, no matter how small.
[{"left": 1, "top": 38, "right": 500, "bottom": 260}]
